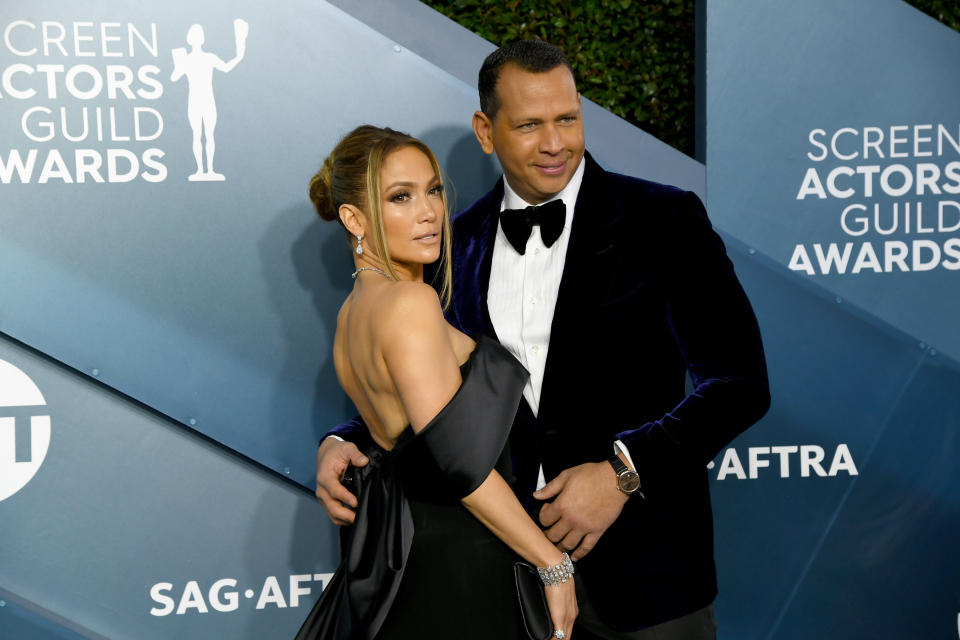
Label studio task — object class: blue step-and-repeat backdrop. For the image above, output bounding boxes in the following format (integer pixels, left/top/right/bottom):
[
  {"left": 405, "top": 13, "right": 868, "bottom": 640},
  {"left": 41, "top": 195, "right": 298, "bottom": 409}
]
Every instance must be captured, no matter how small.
[
  {"left": 706, "top": 1, "right": 960, "bottom": 638},
  {"left": 1, "top": 0, "right": 957, "bottom": 637}
]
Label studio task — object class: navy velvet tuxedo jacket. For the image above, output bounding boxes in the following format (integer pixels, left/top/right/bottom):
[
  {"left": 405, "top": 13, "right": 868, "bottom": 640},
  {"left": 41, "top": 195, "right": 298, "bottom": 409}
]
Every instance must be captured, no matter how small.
[{"left": 332, "top": 151, "right": 769, "bottom": 630}]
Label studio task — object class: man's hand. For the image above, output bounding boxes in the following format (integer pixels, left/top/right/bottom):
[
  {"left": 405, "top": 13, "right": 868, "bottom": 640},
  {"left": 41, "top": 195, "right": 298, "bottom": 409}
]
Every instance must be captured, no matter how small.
[
  {"left": 315, "top": 437, "right": 369, "bottom": 525},
  {"left": 534, "top": 461, "right": 629, "bottom": 561}
]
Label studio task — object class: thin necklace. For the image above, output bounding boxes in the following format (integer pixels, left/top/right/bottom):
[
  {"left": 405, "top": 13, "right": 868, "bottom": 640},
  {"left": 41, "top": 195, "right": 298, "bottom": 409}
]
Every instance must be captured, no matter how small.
[{"left": 352, "top": 266, "right": 393, "bottom": 280}]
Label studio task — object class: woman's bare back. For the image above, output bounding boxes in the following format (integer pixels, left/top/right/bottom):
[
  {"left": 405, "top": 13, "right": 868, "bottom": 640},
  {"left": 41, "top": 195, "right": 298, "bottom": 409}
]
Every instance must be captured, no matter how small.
[{"left": 332, "top": 277, "right": 475, "bottom": 450}]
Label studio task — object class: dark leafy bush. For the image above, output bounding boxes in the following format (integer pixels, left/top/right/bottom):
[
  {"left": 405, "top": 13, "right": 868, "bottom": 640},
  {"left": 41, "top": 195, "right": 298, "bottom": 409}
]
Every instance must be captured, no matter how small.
[{"left": 423, "top": 0, "right": 958, "bottom": 157}]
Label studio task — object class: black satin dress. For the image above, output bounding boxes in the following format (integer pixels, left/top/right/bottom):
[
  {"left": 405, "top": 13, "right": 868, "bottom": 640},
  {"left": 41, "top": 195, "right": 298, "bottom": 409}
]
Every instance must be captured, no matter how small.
[{"left": 296, "top": 337, "right": 532, "bottom": 640}]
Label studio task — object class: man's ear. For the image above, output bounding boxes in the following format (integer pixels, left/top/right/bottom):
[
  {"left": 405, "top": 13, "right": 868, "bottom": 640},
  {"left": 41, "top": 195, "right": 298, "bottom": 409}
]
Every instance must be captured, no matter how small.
[
  {"left": 339, "top": 203, "right": 365, "bottom": 238},
  {"left": 472, "top": 110, "right": 495, "bottom": 155}
]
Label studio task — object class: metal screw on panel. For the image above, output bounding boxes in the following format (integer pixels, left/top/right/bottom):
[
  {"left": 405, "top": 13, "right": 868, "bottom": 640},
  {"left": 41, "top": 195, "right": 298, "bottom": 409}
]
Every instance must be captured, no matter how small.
[
  {"left": 929, "top": 349, "right": 937, "bottom": 357},
  {"left": 919, "top": 342, "right": 927, "bottom": 350},
  {"left": 189, "top": 418, "right": 197, "bottom": 426},
  {"left": 91, "top": 368, "right": 100, "bottom": 376},
  {"left": 393, "top": 45, "right": 402, "bottom": 53},
  {"left": 835, "top": 296, "right": 842, "bottom": 304},
  {"left": 284, "top": 467, "right": 291, "bottom": 475},
  {"left": 748, "top": 248, "right": 756, "bottom": 255}
]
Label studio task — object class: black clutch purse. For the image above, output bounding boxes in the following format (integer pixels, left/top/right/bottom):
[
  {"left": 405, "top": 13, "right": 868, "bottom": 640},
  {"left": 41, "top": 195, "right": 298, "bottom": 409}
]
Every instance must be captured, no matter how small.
[{"left": 513, "top": 561, "right": 553, "bottom": 640}]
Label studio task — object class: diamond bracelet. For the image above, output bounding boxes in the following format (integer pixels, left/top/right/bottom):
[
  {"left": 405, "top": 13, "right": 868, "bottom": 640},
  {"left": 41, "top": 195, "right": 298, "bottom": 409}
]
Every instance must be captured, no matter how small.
[{"left": 537, "top": 552, "right": 575, "bottom": 587}]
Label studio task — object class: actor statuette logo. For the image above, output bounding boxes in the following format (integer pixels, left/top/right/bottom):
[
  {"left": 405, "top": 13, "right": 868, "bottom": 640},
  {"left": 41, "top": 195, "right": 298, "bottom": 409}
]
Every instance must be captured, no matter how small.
[
  {"left": 0, "top": 358, "right": 51, "bottom": 502},
  {"left": 170, "top": 19, "right": 248, "bottom": 181}
]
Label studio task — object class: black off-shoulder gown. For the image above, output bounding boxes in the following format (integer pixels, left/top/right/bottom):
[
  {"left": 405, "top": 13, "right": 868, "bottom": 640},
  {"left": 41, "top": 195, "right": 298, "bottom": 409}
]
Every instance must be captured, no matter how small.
[{"left": 296, "top": 337, "right": 532, "bottom": 640}]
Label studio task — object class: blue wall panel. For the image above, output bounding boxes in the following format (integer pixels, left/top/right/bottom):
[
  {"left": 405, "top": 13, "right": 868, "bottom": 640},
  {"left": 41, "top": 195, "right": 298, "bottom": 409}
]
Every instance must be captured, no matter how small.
[
  {"left": 706, "top": 1, "right": 960, "bottom": 637},
  {"left": 706, "top": 0, "right": 960, "bottom": 362},
  {"left": 0, "top": 598, "right": 88, "bottom": 640},
  {"left": 770, "top": 356, "right": 960, "bottom": 639},
  {"left": 0, "top": 331, "right": 337, "bottom": 638}
]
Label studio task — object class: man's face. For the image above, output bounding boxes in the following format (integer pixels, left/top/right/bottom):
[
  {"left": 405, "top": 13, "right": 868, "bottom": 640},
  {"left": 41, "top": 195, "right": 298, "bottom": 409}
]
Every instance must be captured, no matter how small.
[{"left": 474, "top": 64, "right": 585, "bottom": 205}]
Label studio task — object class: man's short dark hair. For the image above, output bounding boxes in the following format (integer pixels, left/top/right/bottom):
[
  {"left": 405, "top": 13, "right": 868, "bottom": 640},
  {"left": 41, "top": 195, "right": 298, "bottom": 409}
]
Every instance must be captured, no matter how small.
[{"left": 478, "top": 40, "right": 574, "bottom": 118}]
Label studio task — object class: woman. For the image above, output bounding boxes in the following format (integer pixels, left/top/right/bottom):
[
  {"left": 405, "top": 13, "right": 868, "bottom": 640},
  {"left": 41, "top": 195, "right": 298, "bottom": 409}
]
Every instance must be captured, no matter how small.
[{"left": 296, "top": 125, "right": 577, "bottom": 639}]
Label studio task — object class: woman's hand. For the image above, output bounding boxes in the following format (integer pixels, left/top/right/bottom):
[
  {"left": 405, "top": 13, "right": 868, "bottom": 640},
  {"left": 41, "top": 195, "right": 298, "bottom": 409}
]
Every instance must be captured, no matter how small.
[{"left": 544, "top": 577, "right": 578, "bottom": 639}]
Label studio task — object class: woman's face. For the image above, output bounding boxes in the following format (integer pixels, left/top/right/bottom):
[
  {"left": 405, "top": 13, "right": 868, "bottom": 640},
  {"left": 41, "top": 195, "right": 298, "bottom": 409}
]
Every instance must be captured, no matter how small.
[{"left": 377, "top": 146, "right": 445, "bottom": 273}]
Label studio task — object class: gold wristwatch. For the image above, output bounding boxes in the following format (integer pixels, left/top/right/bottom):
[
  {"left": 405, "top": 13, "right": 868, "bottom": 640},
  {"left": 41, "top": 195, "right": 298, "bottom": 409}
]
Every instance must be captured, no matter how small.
[{"left": 608, "top": 454, "right": 641, "bottom": 496}]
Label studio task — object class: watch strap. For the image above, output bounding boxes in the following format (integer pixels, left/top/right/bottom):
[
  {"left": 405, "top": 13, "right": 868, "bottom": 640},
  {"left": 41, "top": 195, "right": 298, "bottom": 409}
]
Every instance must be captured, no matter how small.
[{"left": 608, "top": 453, "right": 629, "bottom": 476}]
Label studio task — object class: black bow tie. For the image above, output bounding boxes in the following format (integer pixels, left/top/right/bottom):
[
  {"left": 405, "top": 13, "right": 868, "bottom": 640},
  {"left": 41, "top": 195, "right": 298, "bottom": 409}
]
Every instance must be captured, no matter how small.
[{"left": 499, "top": 199, "right": 566, "bottom": 255}]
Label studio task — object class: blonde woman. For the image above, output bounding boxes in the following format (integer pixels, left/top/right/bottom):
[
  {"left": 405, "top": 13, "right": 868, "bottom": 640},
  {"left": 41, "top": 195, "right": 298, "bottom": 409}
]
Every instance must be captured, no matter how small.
[{"left": 297, "top": 125, "right": 576, "bottom": 639}]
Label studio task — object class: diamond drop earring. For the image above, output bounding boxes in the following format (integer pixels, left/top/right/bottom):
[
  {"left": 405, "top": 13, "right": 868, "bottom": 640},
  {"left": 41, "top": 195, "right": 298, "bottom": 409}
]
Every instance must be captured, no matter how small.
[{"left": 355, "top": 233, "right": 363, "bottom": 256}]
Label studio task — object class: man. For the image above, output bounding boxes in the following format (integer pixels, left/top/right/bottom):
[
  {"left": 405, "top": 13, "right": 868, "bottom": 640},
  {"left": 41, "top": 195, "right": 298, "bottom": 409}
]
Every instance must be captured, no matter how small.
[{"left": 315, "top": 40, "right": 769, "bottom": 639}]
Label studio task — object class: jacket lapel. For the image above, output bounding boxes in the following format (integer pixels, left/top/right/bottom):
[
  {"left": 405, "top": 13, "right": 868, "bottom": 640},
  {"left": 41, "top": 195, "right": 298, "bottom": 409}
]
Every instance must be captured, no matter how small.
[
  {"left": 537, "top": 153, "right": 623, "bottom": 425},
  {"left": 451, "top": 179, "right": 503, "bottom": 340}
]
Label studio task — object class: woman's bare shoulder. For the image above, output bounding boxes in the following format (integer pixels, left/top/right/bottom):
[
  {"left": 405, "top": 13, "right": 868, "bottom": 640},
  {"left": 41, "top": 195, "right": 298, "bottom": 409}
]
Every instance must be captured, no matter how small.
[
  {"left": 376, "top": 281, "right": 444, "bottom": 327},
  {"left": 335, "top": 291, "right": 353, "bottom": 329},
  {"left": 373, "top": 281, "right": 449, "bottom": 354},
  {"left": 381, "top": 280, "right": 441, "bottom": 307},
  {"left": 375, "top": 282, "right": 461, "bottom": 430}
]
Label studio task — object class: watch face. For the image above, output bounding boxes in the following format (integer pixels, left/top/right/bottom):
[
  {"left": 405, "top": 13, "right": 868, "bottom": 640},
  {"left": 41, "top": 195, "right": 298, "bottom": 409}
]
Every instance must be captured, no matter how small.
[{"left": 618, "top": 470, "right": 641, "bottom": 493}]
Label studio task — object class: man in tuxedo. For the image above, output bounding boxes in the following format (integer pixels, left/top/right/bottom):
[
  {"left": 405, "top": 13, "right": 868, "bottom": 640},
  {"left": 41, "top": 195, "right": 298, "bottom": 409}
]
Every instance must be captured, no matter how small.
[{"left": 315, "top": 40, "right": 769, "bottom": 639}]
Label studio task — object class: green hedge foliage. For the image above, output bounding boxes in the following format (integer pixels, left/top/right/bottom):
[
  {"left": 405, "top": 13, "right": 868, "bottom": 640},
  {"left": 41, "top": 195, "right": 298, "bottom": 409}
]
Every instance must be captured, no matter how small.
[
  {"left": 423, "top": 0, "right": 696, "bottom": 155},
  {"left": 907, "top": 0, "right": 960, "bottom": 29},
  {"left": 423, "top": 0, "right": 958, "bottom": 158}
]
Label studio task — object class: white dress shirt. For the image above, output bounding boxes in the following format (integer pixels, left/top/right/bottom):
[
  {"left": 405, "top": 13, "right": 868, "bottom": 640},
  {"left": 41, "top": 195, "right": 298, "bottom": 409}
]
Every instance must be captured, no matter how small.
[{"left": 487, "top": 159, "right": 636, "bottom": 485}]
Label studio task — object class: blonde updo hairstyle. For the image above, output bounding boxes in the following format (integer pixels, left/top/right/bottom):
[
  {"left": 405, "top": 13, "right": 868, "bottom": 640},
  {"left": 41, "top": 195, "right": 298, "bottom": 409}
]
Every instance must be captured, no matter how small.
[{"left": 309, "top": 125, "right": 452, "bottom": 308}]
